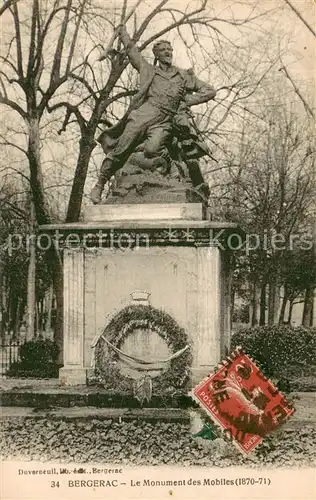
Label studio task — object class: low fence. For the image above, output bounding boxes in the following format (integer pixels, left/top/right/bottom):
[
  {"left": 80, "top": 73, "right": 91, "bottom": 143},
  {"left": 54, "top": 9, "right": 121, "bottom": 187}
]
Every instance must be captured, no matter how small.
[
  {"left": 0, "top": 337, "right": 22, "bottom": 376},
  {"left": 0, "top": 332, "right": 54, "bottom": 376}
]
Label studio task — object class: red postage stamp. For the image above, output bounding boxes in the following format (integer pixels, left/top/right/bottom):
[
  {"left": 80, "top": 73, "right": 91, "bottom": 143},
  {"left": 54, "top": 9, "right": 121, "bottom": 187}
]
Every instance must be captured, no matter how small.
[{"left": 190, "top": 348, "right": 295, "bottom": 454}]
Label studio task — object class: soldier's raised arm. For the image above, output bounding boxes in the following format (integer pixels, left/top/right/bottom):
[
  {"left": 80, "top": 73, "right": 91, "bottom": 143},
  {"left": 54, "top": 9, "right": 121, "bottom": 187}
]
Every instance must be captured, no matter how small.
[{"left": 118, "top": 24, "right": 144, "bottom": 72}]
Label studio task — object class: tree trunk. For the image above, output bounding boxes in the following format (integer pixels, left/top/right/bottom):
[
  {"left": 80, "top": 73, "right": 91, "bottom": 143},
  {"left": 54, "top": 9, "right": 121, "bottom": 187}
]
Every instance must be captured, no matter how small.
[
  {"left": 0, "top": 262, "right": 5, "bottom": 339},
  {"left": 7, "top": 288, "right": 11, "bottom": 334},
  {"left": 302, "top": 286, "right": 315, "bottom": 326},
  {"left": 259, "top": 281, "right": 267, "bottom": 325},
  {"left": 45, "top": 285, "right": 54, "bottom": 333},
  {"left": 274, "top": 284, "right": 280, "bottom": 323},
  {"left": 268, "top": 281, "right": 274, "bottom": 325},
  {"left": 2, "top": 272, "right": 9, "bottom": 336},
  {"left": 278, "top": 287, "right": 288, "bottom": 324},
  {"left": 288, "top": 300, "right": 294, "bottom": 324},
  {"left": 28, "top": 116, "right": 51, "bottom": 225},
  {"left": 13, "top": 297, "right": 21, "bottom": 338},
  {"left": 268, "top": 279, "right": 280, "bottom": 325},
  {"left": 66, "top": 135, "right": 96, "bottom": 223},
  {"left": 46, "top": 246, "right": 63, "bottom": 363},
  {"left": 38, "top": 300, "right": 44, "bottom": 333},
  {"left": 36, "top": 302, "right": 40, "bottom": 335},
  {"left": 26, "top": 198, "right": 36, "bottom": 340},
  {"left": 65, "top": 62, "right": 128, "bottom": 223},
  {"left": 9, "top": 292, "right": 17, "bottom": 335},
  {"left": 250, "top": 281, "right": 259, "bottom": 326},
  {"left": 27, "top": 115, "right": 63, "bottom": 359},
  {"left": 231, "top": 286, "right": 235, "bottom": 325},
  {"left": 54, "top": 265, "right": 63, "bottom": 364}
]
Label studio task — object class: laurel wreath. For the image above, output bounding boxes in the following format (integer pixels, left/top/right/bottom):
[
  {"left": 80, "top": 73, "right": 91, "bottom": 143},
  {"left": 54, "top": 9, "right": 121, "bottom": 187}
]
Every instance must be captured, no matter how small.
[{"left": 93, "top": 304, "right": 192, "bottom": 397}]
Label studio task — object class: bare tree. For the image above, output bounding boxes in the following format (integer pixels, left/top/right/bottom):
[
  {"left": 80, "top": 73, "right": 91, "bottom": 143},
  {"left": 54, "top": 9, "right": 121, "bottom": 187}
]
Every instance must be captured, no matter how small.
[
  {"left": 213, "top": 83, "right": 315, "bottom": 325},
  {"left": 26, "top": 196, "right": 36, "bottom": 339},
  {"left": 0, "top": 0, "right": 90, "bottom": 352},
  {"left": 0, "top": 0, "right": 289, "bottom": 352}
]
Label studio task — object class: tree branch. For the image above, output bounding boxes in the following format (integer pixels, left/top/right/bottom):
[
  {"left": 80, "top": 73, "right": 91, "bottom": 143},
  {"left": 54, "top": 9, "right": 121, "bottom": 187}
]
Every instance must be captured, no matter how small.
[
  {"left": 0, "top": 0, "right": 19, "bottom": 17},
  {"left": 0, "top": 93, "right": 26, "bottom": 118},
  {"left": 105, "top": 89, "right": 137, "bottom": 107},
  {"left": 0, "top": 74, "right": 8, "bottom": 98},
  {"left": 47, "top": 101, "right": 87, "bottom": 134},
  {"left": 66, "top": 0, "right": 87, "bottom": 75},
  {"left": 33, "top": 6, "right": 72, "bottom": 76},
  {"left": 134, "top": 0, "right": 169, "bottom": 42},
  {"left": 27, "top": 0, "right": 39, "bottom": 78},
  {"left": 284, "top": 0, "right": 316, "bottom": 38},
  {"left": 138, "top": 1, "right": 208, "bottom": 49},
  {"left": 116, "top": 0, "right": 127, "bottom": 52},
  {"left": 38, "top": 75, "right": 68, "bottom": 115},
  {"left": 280, "top": 65, "right": 315, "bottom": 119},
  {"left": 69, "top": 72, "right": 97, "bottom": 99},
  {"left": 0, "top": 198, "right": 28, "bottom": 220},
  {"left": 11, "top": 0, "right": 24, "bottom": 78},
  {"left": 0, "top": 137, "right": 27, "bottom": 156},
  {"left": 51, "top": 0, "right": 72, "bottom": 84}
]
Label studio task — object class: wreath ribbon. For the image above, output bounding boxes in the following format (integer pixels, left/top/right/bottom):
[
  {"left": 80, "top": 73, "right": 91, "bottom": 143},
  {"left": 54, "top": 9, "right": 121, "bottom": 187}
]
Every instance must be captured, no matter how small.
[{"left": 100, "top": 335, "right": 190, "bottom": 366}]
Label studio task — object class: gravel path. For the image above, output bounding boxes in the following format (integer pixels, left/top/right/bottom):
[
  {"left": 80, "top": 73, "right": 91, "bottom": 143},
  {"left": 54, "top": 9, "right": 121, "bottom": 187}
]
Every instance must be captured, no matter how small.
[{"left": 1, "top": 416, "right": 316, "bottom": 468}]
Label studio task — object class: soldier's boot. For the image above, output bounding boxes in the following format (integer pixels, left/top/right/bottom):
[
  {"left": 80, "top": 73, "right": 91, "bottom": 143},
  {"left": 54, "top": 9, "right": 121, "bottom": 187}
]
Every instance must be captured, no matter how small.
[{"left": 90, "top": 159, "right": 113, "bottom": 204}]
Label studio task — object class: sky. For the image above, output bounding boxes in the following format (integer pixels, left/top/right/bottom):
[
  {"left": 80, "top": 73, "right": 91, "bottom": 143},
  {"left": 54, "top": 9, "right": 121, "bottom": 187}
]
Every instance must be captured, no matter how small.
[{"left": 278, "top": 0, "right": 315, "bottom": 81}]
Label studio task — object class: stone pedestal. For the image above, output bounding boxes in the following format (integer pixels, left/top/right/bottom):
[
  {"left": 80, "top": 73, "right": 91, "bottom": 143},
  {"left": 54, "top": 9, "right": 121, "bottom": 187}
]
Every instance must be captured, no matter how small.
[{"left": 39, "top": 203, "right": 243, "bottom": 386}]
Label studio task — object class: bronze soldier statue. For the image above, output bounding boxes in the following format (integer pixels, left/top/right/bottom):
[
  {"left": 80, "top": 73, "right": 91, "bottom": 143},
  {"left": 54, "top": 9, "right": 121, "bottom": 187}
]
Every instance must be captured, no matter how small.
[{"left": 91, "top": 24, "right": 216, "bottom": 204}]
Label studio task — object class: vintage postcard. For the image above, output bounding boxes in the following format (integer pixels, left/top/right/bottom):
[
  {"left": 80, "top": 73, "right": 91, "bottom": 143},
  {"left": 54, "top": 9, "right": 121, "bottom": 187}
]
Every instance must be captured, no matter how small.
[{"left": 0, "top": 0, "right": 315, "bottom": 499}]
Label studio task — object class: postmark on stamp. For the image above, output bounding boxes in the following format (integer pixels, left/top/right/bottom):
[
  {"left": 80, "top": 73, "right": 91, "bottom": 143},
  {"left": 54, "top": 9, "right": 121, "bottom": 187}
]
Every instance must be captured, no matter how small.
[{"left": 190, "top": 348, "right": 295, "bottom": 454}]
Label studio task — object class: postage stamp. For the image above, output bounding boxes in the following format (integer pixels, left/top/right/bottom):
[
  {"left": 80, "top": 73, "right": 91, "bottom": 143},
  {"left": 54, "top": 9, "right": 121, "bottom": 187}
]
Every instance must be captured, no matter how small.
[{"left": 190, "top": 348, "right": 295, "bottom": 454}]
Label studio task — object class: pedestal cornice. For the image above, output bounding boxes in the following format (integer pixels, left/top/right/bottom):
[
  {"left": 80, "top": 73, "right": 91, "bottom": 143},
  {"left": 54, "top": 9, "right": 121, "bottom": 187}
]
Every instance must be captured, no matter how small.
[{"left": 38, "top": 220, "right": 245, "bottom": 250}]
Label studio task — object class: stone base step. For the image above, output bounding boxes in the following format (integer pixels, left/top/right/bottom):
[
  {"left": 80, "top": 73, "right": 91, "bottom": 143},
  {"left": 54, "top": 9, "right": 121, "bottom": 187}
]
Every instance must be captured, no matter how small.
[
  {"left": 1, "top": 406, "right": 315, "bottom": 429},
  {"left": 0, "top": 388, "right": 195, "bottom": 410},
  {"left": 84, "top": 203, "right": 204, "bottom": 222},
  {"left": 0, "top": 406, "right": 190, "bottom": 423}
]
